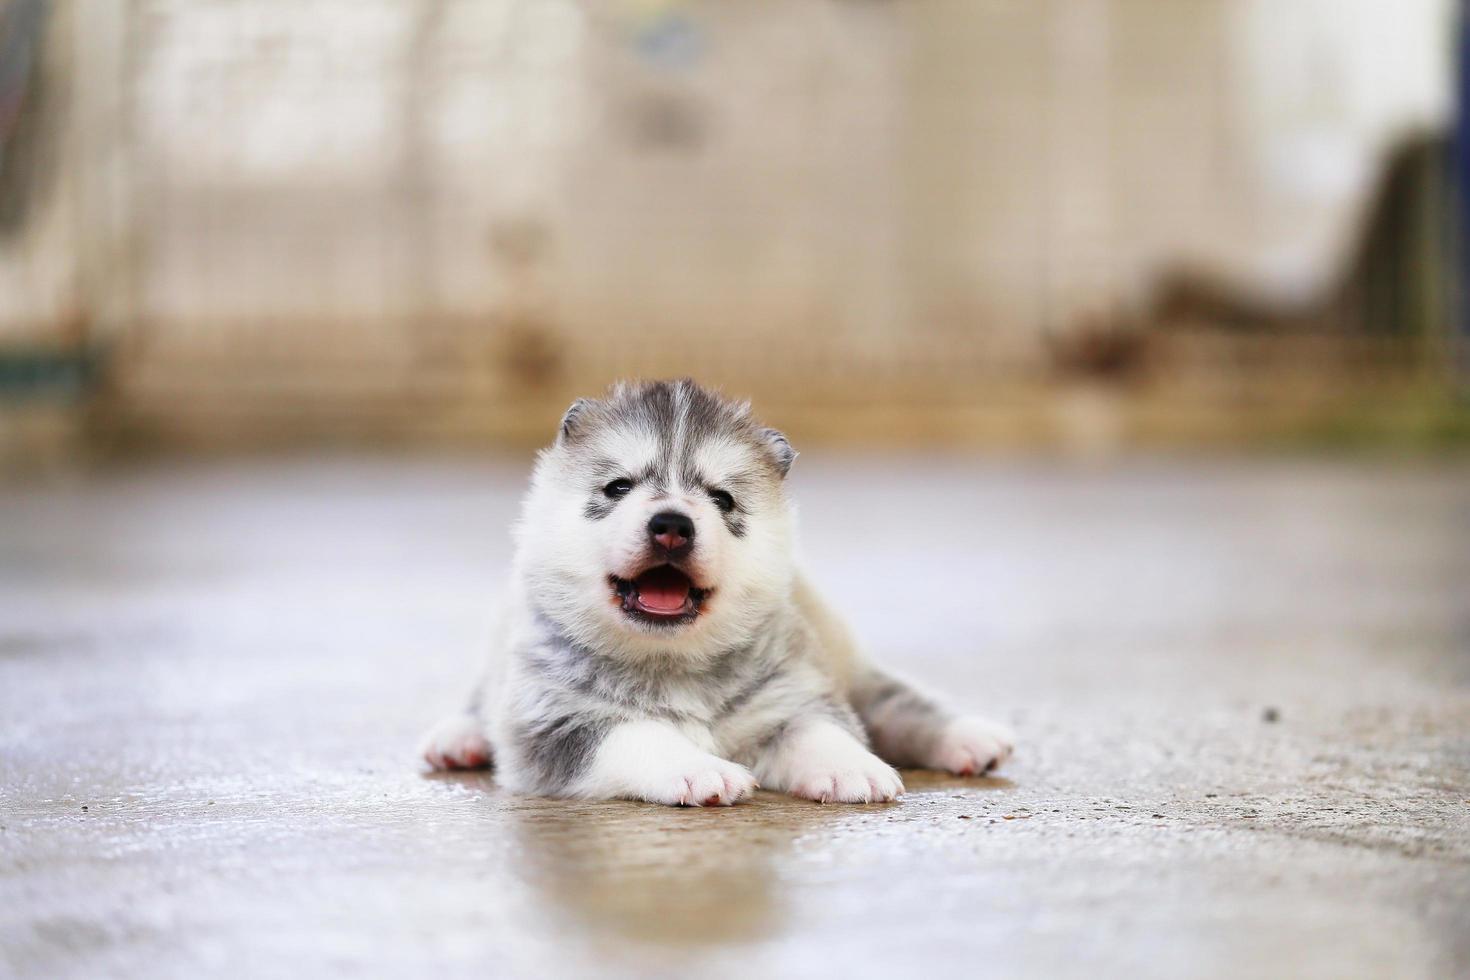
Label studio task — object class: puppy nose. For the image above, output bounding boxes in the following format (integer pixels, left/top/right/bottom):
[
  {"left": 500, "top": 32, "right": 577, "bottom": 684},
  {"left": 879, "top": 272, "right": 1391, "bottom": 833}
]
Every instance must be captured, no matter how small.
[{"left": 648, "top": 510, "right": 695, "bottom": 554}]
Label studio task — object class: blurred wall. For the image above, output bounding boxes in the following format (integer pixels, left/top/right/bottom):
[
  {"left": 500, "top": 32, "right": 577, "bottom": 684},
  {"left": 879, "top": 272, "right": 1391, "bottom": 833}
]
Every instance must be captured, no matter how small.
[
  {"left": 0, "top": 0, "right": 75, "bottom": 342},
  {"left": 0, "top": 0, "right": 1459, "bottom": 448}
]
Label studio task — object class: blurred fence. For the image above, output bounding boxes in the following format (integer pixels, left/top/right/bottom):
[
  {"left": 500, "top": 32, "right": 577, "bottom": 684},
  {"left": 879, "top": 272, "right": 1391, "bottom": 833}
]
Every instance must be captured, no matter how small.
[{"left": 0, "top": 0, "right": 1464, "bottom": 451}]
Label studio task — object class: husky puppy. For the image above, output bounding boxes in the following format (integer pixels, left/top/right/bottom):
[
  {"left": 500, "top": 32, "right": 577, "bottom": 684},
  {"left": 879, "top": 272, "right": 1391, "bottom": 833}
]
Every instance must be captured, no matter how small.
[{"left": 420, "top": 379, "right": 1014, "bottom": 805}]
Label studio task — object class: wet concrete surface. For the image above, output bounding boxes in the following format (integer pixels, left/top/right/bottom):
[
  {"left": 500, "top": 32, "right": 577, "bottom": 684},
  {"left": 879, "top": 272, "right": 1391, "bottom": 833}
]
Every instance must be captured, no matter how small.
[{"left": 2, "top": 455, "right": 1468, "bottom": 978}]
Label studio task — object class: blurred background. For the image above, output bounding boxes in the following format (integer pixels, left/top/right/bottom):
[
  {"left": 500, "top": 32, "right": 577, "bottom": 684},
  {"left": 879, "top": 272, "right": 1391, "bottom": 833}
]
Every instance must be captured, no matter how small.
[{"left": 1, "top": 0, "right": 1467, "bottom": 460}]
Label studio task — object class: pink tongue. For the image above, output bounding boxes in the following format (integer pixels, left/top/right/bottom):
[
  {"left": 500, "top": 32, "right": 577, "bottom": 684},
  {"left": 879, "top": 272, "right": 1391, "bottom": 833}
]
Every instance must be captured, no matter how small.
[{"left": 635, "top": 567, "right": 691, "bottom": 614}]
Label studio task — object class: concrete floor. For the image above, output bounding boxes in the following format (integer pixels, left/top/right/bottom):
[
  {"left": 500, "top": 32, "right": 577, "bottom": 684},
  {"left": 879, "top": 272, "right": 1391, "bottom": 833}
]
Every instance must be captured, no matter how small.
[{"left": 2, "top": 454, "right": 1468, "bottom": 979}]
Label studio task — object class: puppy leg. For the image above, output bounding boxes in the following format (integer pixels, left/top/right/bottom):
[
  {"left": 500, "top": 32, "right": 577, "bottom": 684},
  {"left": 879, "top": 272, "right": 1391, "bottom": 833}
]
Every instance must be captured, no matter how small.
[
  {"left": 568, "top": 719, "right": 756, "bottom": 807},
  {"left": 754, "top": 717, "right": 904, "bottom": 803},
  {"left": 850, "top": 668, "right": 1015, "bottom": 776},
  {"left": 419, "top": 712, "right": 493, "bottom": 771}
]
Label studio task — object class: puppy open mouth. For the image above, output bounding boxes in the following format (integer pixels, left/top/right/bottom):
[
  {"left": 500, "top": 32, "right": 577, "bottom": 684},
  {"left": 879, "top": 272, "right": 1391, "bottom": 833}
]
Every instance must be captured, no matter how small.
[{"left": 610, "top": 566, "right": 710, "bottom": 625}]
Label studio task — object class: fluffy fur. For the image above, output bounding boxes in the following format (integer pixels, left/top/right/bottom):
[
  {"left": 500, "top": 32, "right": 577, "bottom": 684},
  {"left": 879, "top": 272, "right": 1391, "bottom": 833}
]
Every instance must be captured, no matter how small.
[{"left": 421, "top": 379, "right": 1014, "bottom": 805}]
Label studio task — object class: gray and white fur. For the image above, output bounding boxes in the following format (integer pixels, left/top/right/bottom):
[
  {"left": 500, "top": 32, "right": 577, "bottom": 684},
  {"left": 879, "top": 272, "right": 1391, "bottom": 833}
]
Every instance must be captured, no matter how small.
[{"left": 420, "top": 379, "right": 1014, "bottom": 805}]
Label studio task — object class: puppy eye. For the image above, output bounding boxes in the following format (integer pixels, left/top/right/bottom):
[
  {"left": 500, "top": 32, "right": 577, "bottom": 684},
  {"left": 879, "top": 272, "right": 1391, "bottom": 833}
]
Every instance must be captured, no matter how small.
[
  {"left": 709, "top": 489, "right": 735, "bottom": 513},
  {"left": 603, "top": 479, "right": 634, "bottom": 499}
]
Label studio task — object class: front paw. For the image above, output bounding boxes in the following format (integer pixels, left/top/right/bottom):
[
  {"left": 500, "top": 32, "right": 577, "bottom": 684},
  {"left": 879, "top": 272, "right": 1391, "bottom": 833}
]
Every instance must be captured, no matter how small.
[
  {"left": 787, "top": 754, "right": 904, "bottom": 804},
  {"left": 759, "top": 720, "right": 904, "bottom": 803},
  {"left": 571, "top": 720, "right": 755, "bottom": 807},
  {"left": 930, "top": 716, "right": 1015, "bottom": 776},
  {"left": 644, "top": 756, "right": 756, "bottom": 807}
]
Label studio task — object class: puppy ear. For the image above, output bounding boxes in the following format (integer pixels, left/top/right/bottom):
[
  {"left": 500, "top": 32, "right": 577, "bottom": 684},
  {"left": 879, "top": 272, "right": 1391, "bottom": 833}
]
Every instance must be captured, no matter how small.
[
  {"left": 759, "top": 427, "right": 797, "bottom": 477},
  {"left": 558, "top": 398, "right": 594, "bottom": 442}
]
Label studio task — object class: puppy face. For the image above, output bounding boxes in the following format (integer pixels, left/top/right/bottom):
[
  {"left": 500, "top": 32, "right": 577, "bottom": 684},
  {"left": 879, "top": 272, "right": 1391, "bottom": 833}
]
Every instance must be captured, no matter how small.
[{"left": 516, "top": 380, "right": 797, "bottom": 659}]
